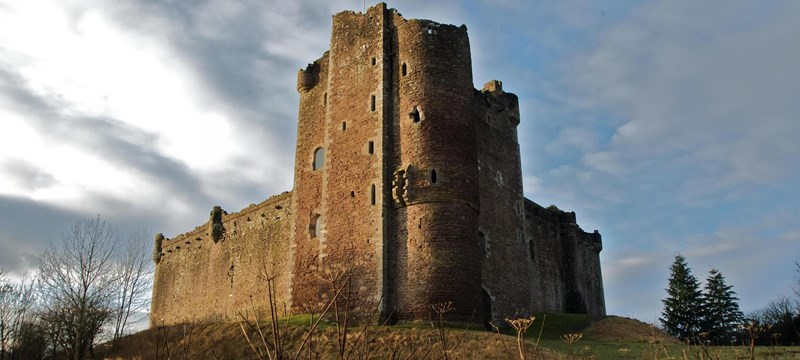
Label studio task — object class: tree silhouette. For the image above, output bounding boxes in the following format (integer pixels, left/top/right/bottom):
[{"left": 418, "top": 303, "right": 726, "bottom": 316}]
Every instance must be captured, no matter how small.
[
  {"left": 660, "top": 254, "right": 703, "bottom": 343},
  {"left": 700, "top": 268, "right": 744, "bottom": 345}
]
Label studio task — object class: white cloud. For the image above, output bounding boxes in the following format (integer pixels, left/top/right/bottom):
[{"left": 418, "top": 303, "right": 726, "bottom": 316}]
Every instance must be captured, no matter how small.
[{"left": 0, "top": 0, "right": 268, "bottom": 217}]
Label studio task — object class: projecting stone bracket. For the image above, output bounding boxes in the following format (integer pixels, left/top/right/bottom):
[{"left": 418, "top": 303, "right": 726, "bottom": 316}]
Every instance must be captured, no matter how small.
[{"left": 392, "top": 165, "right": 411, "bottom": 207}]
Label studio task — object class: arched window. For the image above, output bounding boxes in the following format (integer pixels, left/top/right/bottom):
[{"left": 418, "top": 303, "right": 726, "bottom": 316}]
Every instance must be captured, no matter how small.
[
  {"left": 310, "top": 214, "right": 322, "bottom": 238},
  {"left": 313, "top": 147, "right": 324, "bottom": 170}
]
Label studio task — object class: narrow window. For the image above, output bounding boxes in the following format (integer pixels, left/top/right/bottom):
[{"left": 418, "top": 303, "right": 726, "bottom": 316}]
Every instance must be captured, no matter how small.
[
  {"left": 312, "top": 147, "right": 324, "bottom": 170},
  {"left": 371, "top": 57, "right": 376, "bottom": 65},
  {"left": 310, "top": 214, "right": 322, "bottom": 238},
  {"left": 409, "top": 107, "right": 420, "bottom": 123},
  {"left": 323, "top": 92, "right": 327, "bottom": 107},
  {"left": 342, "top": 121, "right": 347, "bottom": 131},
  {"left": 368, "top": 141, "right": 374, "bottom": 154},
  {"left": 430, "top": 169, "right": 438, "bottom": 184},
  {"left": 350, "top": 191, "right": 355, "bottom": 198},
  {"left": 370, "top": 184, "right": 376, "bottom": 205},
  {"left": 401, "top": 63, "right": 407, "bottom": 76},
  {"left": 370, "top": 95, "right": 376, "bottom": 112},
  {"left": 529, "top": 239, "right": 535, "bottom": 261},
  {"left": 479, "top": 232, "right": 487, "bottom": 256}
]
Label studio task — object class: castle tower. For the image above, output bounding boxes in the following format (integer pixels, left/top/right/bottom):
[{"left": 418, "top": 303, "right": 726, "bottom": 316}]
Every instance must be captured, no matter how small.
[
  {"left": 387, "top": 14, "right": 482, "bottom": 321},
  {"left": 290, "top": 3, "right": 392, "bottom": 316},
  {"left": 290, "top": 3, "right": 483, "bottom": 322}
]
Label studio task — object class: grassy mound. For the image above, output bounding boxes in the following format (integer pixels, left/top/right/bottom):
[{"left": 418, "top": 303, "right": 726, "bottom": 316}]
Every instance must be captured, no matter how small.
[{"left": 582, "top": 316, "right": 679, "bottom": 344}]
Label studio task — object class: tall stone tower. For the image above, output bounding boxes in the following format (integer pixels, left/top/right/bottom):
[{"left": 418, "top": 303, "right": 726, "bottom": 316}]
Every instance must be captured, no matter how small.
[{"left": 290, "top": 3, "right": 482, "bottom": 321}]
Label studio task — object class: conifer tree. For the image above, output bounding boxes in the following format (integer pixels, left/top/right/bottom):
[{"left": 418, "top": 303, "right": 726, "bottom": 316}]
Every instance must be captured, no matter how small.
[
  {"left": 701, "top": 268, "right": 744, "bottom": 345},
  {"left": 660, "top": 254, "right": 703, "bottom": 343}
]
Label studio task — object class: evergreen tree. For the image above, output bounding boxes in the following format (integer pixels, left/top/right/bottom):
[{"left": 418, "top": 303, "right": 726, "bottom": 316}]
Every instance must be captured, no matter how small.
[
  {"left": 701, "top": 268, "right": 744, "bottom": 345},
  {"left": 660, "top": 254, "right": 703, "bottom": 343}
]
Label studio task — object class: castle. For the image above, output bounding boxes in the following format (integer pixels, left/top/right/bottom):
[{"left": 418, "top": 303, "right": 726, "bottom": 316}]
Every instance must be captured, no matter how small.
[{"left": 150, "top": 3, "right": 605, "bottom": 327}]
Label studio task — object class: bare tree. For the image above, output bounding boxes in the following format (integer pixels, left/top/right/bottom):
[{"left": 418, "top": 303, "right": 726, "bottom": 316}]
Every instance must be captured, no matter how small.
[
  {"left": 38, "top": 217, "right": 120, "bottom": 360},
  {"left": 794, "top": 258, "right": 800, "bottom": 308},
  {"left": 110, "top": 230, "right": 153, "bottom": 342},
  {"left": 0, "top": 270, "right": 37, "bottom": 360}
]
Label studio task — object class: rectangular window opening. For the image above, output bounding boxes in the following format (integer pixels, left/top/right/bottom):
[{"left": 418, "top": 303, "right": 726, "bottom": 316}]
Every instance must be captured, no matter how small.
[
  {"left": 342, "top": 121, "right": 347, "bottom": 131},
  {"left": 370, "top": 184, "right": 376, "bottom": 205},
  {"left": 370, "top": 95, "right": 376, "bottom": 112},
  {"left": 371, "top": 57, "right": 376, "bottom": 65},
  {"left": 368, "top": 141, "right": 374, "bottom": 154}
]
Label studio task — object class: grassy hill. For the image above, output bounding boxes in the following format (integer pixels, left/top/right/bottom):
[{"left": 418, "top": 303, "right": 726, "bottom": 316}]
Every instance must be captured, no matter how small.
[{"left": 97, "top": 314, "right": 800, "bottom": 359}]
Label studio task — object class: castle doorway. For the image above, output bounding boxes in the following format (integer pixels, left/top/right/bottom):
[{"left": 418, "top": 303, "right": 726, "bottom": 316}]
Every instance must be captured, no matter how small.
[{"left": 482, "top": 289, "right": 493, "bottom": 330}]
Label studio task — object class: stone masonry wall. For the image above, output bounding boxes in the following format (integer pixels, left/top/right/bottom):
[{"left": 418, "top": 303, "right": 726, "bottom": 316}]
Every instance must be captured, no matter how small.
[
  {"left": 389, "top": 11, "right": 482, "bottom": 322},
  {"left": 290, "top": 4, "right": 388, "bottom": 315},
  {"left": 151, "top": 192, "right": 292, "bottom": 325},
  {"left": 522, "top": 199, "right": 605, "bottom": 317},
  {"left": 475, "top": 81, "right": 530, "bottom": 322}
]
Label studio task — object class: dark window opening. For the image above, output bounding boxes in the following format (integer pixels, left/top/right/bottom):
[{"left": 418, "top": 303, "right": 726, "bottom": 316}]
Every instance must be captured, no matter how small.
[
  {"left": 350, "top": 191, "right": 355, "bottom": 198},
  {"left": 312, "top": 147, "right": 324, "bottom": 170},
  {"left": 529, "top": 239, "right": 535, "bottom": 261},
  {"left": 370, "top": 184, "right": 376, "bottom": 205},
  {"left": 368, "top": 141, "right": 374, "bottom": 154},
  {"left": 409, "top": 107, "right": 420, "bottom": 123},
  {"left": 323, "top": 92, "right": 327, "bottom": 107},
  {"left": 401, "top": 63, "right": 407, "bottom": 76},
  {"left": 371, "top": 57, "right": 376, "bottom": 65},
  {"left": 342, "top": 121, "right": 347, "bottom": 131},
  {"left": 479, "top": 232, "right": 487, "bottom": 256},
  {"left": 430, "top": 169, "right": 438, "bottom": 184},
  {"left": 370, "top": 95, "right": 376, "bottom": 112}
]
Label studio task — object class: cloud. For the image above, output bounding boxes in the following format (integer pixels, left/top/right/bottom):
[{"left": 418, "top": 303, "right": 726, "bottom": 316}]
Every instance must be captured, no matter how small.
[
  {"left": 0, "top": 159, "right": 56, "bottom": 191},
  {"left": 567, "top": 0, "right": 800, "bottom": 188}
]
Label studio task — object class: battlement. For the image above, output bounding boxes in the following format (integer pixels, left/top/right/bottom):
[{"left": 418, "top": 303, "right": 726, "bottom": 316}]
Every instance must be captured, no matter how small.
[{"left": 155, "top": 192, "right": 292, "bottom": 259}]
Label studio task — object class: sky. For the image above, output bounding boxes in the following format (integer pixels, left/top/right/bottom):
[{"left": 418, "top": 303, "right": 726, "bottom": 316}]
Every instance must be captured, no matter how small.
[{"left": 1, "top": 0, "right": 798, "bottom": 324}]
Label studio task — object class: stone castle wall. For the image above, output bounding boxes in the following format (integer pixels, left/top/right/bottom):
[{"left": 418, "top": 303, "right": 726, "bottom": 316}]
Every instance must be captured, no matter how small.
[
  {"left": 523, "top": 199, "right": 606, "bottom": 316},
  {"left": 150, "top": 3, "right": 605, "bottom": 327},
  {"left": 150, "top": 192, "right": 292, "bottom": 325}
]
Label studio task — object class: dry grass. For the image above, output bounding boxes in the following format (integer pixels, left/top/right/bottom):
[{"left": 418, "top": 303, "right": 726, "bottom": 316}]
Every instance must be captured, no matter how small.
[{"left": 97, "top": 321, "right": 563, "bottom": 360}]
